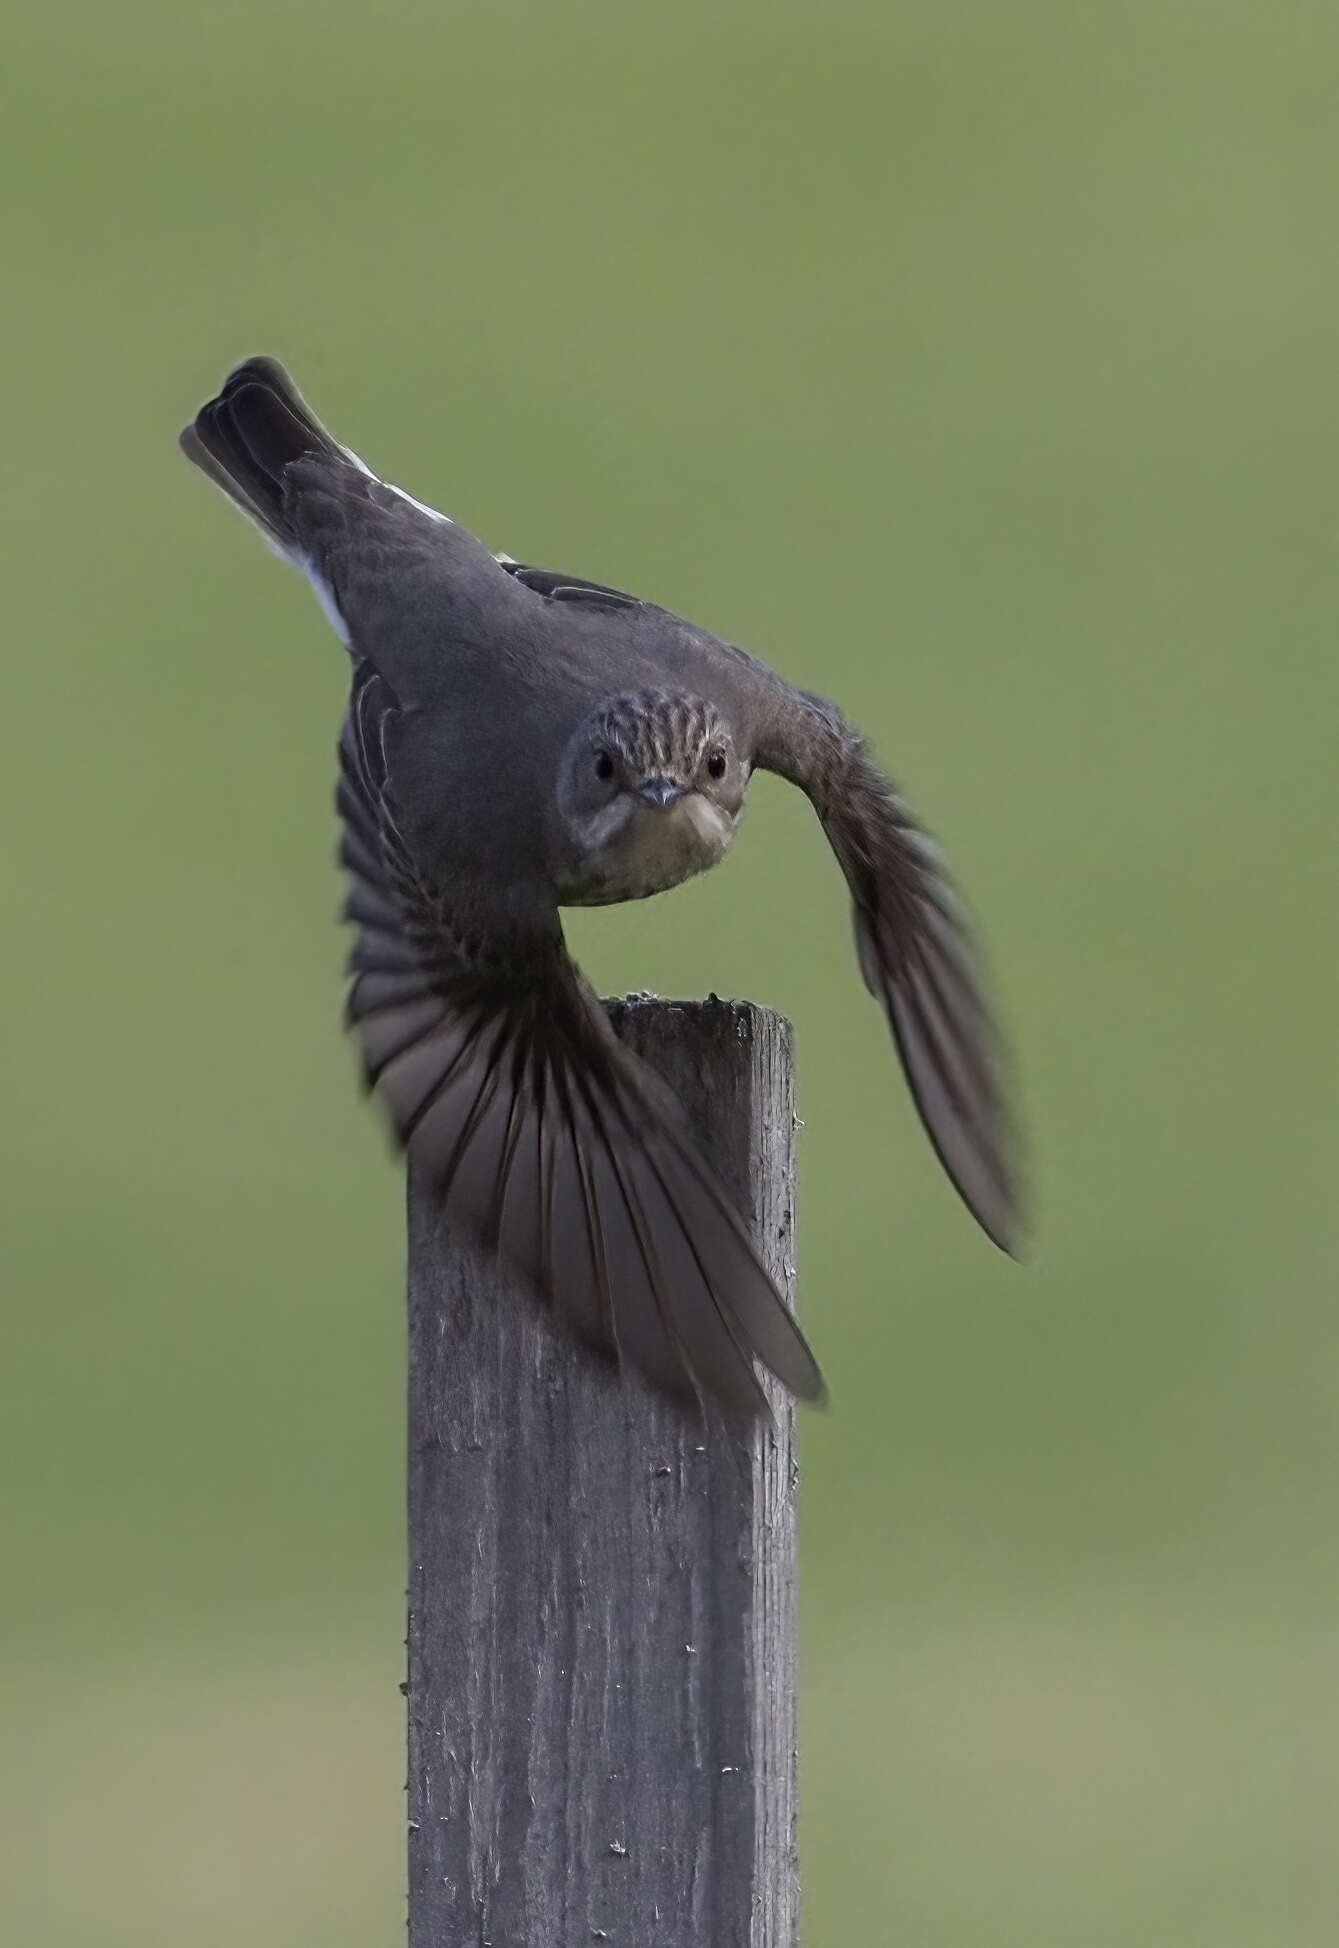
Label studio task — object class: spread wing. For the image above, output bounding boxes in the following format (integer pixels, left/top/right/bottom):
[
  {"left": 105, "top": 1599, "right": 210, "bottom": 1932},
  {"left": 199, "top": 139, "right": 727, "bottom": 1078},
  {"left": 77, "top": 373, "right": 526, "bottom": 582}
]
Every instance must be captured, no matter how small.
[
  {"left": 339, "top": 662, "right": 822, "bottom": 1416},
  {"left": 760, "top": 693, "right": 1023, "bottom": 1255}
]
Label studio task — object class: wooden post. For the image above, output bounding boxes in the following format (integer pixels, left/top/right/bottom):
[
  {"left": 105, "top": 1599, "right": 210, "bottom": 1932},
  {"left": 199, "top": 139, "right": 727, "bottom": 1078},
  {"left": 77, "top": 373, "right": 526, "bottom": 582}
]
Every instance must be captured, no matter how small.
[{"left": 406, "top": 998, "right": 800, "bottom": 1947}]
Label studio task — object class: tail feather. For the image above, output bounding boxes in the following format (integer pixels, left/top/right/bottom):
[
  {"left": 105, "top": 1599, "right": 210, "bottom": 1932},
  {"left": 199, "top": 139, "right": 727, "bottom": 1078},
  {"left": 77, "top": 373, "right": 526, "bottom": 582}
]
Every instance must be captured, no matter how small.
[{"left": 179, "top": 356, "right": 348, "bottom": 547}]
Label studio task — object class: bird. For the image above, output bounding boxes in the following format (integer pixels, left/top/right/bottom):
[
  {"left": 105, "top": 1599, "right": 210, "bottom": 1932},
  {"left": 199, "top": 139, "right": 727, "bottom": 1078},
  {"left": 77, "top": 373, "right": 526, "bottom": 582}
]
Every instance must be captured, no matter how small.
[{"left": 180, "top": 356, "right": 1021, "bottom": 1419}]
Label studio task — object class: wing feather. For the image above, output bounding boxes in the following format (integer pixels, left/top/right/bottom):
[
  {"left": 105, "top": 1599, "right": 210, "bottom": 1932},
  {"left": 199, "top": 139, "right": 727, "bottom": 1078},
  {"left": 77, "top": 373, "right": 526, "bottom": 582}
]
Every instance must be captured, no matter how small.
[{"left": 761, "top": 696, "right": 1023, "bottom": 1254}]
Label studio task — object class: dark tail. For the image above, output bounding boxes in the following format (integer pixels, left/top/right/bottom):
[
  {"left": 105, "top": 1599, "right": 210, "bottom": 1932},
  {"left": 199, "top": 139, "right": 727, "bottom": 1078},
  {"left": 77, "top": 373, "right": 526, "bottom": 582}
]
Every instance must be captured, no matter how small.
[{"left": 179, "top": 357, "right": 347, "bottom": 546}]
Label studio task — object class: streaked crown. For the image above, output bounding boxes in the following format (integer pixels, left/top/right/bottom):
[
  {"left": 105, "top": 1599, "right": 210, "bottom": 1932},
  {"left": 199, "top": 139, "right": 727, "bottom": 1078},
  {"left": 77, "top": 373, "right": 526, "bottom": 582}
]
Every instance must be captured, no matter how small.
[{"left": 597, "top": 689, "right": 726, "bottom": 780}]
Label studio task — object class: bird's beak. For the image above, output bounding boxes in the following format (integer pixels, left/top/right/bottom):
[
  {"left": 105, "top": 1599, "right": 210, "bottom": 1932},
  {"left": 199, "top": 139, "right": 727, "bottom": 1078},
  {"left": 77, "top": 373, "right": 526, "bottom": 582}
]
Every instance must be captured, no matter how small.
[{"left": 638, "top": 777, "right": 687, "bottom": 809}]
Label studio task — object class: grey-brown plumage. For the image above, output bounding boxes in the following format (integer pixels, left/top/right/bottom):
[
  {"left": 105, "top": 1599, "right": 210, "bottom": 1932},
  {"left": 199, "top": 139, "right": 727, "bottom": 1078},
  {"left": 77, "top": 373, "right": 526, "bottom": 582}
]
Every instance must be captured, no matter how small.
[{"left": 181, "top": 356, "right": 1022, "bottom": 1416}]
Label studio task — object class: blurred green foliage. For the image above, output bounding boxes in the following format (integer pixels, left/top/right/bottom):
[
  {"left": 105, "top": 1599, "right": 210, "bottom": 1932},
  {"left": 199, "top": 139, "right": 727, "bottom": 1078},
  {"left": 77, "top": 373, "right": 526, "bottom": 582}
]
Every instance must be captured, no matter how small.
[{"left": 4, "top": 1, "right": 1338, "bottom": 1941}]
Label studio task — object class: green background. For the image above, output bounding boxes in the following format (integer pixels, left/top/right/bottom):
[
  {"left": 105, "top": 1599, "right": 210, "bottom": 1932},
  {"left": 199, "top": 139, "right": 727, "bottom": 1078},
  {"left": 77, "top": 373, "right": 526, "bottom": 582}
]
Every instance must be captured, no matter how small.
[{"left": 5, "top": 1, "right": 1338, "bottom": 1941}]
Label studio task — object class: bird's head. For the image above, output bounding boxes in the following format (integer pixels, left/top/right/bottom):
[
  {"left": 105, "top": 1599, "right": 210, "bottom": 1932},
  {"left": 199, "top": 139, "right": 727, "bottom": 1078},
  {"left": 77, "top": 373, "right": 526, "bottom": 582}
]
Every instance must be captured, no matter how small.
[{"left": 555, "top": 689, "right": 748, "bottom": 903}]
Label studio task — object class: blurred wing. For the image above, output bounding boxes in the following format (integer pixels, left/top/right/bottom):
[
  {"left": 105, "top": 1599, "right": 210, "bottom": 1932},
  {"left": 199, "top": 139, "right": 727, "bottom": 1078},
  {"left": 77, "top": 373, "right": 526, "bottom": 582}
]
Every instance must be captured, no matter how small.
[
  {"left": 339, "top": 663, "right": 822, "bottom": 1416},
  {"left": 762, "top": 698, "right": 1022, "bottom": 1254}
]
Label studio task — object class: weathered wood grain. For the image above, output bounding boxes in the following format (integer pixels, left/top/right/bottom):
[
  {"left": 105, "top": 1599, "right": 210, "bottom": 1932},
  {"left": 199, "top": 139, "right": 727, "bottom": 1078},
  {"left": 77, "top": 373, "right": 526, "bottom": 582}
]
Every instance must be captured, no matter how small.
[{"left": 406, "top": 997, "right": 800, "bottom": 1948}]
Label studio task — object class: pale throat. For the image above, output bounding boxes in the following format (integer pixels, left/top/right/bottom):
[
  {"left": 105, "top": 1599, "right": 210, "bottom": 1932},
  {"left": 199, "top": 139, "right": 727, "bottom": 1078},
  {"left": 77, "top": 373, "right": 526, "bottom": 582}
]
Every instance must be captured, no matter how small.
[{"left": 562, "top": 794, "right": 736, "bottom": 906}]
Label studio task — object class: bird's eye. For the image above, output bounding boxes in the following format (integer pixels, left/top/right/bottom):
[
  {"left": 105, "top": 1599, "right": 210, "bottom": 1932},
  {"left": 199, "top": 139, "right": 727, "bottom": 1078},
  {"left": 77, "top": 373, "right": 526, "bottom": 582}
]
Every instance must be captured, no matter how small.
[
  {"left": 705, "top": 750, "right": 727, "bottom": 780},
  {"left": 594, "top": 750, "right": 615, "bottom": 781}
]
